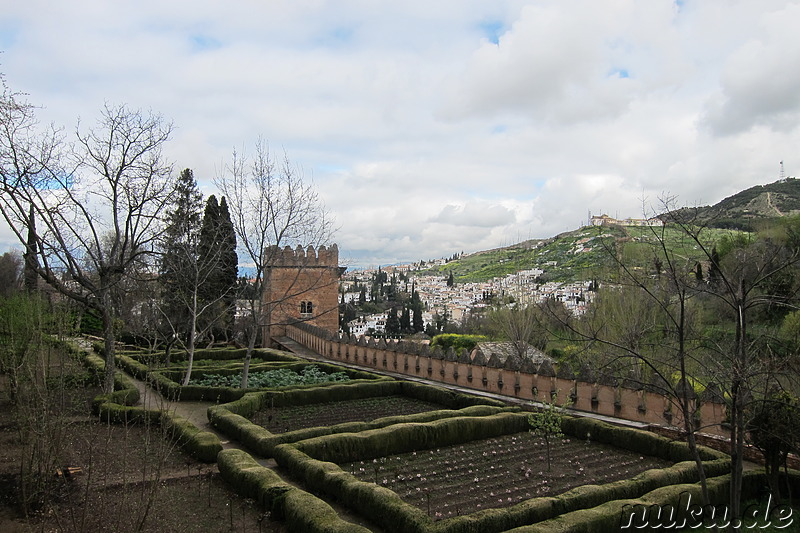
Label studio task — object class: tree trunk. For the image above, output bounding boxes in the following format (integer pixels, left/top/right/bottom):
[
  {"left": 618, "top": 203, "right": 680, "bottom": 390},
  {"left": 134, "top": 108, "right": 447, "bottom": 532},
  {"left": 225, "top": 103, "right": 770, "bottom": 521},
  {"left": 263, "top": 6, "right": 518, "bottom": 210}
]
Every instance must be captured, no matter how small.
[
  {"left": 677, "top": 294, "right": 710, "bottom": 504},
  {"left": 729, "top": 292, "right": 747, "bottom": 525},
  {"left": 181, "top": 325, "right": 196, "bottom": 386},
  {"left": 241, "top": 334, "right": 255, "bottom": 389},
  {"left": 101, "top": 300, "right": 116, "bottom": 394}
]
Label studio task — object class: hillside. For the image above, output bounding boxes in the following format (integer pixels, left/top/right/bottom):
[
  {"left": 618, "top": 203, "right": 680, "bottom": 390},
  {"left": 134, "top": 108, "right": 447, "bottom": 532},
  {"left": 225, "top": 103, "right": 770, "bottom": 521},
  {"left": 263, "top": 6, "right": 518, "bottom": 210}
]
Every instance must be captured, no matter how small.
[
  {"left": 427, "top": 223, "right": 736, "bottom": 284},
  {"left": 428, "top": 227, "right": 623, "bottom": 283},
  {"left": 422, "top": 179, "right": 800, "bottom": 284},
  {"left": 670, "top": 178, "right": 800, "bottom": 229}
]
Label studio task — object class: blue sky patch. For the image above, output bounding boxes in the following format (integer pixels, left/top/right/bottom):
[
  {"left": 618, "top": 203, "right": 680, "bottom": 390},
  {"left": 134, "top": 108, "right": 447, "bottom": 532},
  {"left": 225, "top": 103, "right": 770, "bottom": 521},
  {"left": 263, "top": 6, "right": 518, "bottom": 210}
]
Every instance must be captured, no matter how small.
[
  {"left": 0, "top": 23, "right": 19, "bottom": 50},
  {"left": 190, "top": 34, "right": 222, "bottom": 52},
  {"left": 314, "top": 26, "right": 355, "bottom": 48},
  {"left": 478, "top": 20, "right": 505, "bottom": 45}
]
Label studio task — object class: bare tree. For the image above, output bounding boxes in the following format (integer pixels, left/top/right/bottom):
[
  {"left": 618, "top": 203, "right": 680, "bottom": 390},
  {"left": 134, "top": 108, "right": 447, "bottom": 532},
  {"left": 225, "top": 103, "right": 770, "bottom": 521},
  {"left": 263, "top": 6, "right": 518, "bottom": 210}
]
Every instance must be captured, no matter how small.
[
  {"left": 684, "top": 216, "right": 800, "bottom": 518},
  {"left": 0, "top": 92, "right": 175, "bottom": 393},
  {"left": 564, "top": 199, "right": 800, "bottom": 514},
  {"left": 214, "top": 139, "right": 334, "bottom": 388},
  {"left": 569, "top": 213, "right": 713, "bottom": 503}
]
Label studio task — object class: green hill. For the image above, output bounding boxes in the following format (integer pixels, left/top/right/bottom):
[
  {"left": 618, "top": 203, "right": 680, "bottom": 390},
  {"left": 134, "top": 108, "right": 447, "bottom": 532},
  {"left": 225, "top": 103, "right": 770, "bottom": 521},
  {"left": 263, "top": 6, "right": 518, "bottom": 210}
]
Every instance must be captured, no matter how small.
[
  {"left": 429, "top": 227, "right": 622, "bottom": 283},
  {"left": 670, "top": 178, "right": 800, "bottom": 230},
  {"left": 423, "top": 179, "right": 800, "bottom": 285},
  {"left": 428, "top": 224, "right": 735, "bottom": 284}
]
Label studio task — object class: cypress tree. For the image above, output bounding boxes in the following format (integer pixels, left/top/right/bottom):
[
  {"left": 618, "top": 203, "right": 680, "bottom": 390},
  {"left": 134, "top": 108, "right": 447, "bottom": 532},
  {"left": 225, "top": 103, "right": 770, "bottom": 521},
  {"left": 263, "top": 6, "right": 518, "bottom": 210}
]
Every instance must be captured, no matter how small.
[
  {"left": 23, "top": 205, "right": 38, "bottom": 293},
  {"left": 197, "top": 194, "right": 238, "bottom": 340},
  {"left": 400, "top": 304, "right": 411, "bottom": 333},
  {"left": 217, "top": 197, "right": 238, "bottom": 337},
  {"left": 386, "top": 306, "right": 400, "bottom": 335},
  {"left": 160, "top": 168, "right": 203, "bottom": 334},
  {"left": 197, "top": 195, "right": 220, "bottom": 304}
]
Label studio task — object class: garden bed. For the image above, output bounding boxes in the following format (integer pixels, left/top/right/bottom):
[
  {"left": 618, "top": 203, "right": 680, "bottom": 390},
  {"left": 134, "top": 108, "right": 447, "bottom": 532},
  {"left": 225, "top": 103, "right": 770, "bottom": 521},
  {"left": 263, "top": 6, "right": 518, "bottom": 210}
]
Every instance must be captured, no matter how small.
[
  {"left": 0, "top": 344, "right": 287, "bottom": 533},
  {"left": 209, "top": 380, "right": 510, "bottom": 458},
  {"left": 339, "top": 431, "right": 671, "bottom": 520},
  {"left": 274, "top": 412, "right": 729, "bottom": 533},
  {"left": 189, "top": 364, "right": 351, "bottom": 388},
  {"left": 250, "top": 394, "right": 448, "bottom": 433}
]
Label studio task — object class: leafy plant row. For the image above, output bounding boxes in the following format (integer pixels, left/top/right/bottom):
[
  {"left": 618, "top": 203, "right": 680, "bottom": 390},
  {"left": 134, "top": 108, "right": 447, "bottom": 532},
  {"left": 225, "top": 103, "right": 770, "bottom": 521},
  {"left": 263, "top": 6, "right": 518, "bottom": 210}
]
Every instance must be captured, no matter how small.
[{"left": 189, "top": 364, "right": 350, "bottom": 388}]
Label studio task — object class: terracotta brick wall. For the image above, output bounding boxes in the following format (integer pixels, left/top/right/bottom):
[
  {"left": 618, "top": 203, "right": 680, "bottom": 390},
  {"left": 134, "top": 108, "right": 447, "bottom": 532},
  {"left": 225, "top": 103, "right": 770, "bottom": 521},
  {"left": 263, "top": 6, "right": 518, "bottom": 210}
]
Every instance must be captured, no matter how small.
[{"left": 285, "top": 323, "right": 730, "bottom": 438}]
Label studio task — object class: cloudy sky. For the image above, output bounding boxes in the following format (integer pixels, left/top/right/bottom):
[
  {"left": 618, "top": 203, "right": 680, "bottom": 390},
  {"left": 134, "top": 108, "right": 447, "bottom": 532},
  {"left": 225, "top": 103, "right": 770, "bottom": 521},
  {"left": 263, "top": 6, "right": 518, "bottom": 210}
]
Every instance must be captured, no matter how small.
[{"left": 2, "top": 0, "right": 800, "bottom": 269}]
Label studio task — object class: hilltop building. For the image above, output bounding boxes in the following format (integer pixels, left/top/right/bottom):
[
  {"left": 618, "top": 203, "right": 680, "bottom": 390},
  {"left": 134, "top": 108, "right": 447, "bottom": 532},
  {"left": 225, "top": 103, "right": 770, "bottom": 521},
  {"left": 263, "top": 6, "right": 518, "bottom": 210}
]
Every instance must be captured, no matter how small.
[
  {"left": 262, "top": 244, "right": 342, "bottom": 345},
  {"left": 590, "top": 214, "right": 663, "bottom": 227}
]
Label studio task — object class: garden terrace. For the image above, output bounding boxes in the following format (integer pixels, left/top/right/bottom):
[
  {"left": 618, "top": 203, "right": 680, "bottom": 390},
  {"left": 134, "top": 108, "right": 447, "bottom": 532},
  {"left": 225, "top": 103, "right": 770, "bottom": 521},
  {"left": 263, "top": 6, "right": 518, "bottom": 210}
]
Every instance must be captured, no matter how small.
[
  {"left": 339, "top": 432, "right": 672, "bottom": 519},
  {"left": 208, "top": 380, "right": 511, "bottom": 458},
  {"left": 251, "top": 395, "right": 457, "bottom": 434},
  {"left": 119, "top": 354, "right": 390, "bottom": 402},
  {"left": 269, "top": 412, "right": 729, "bottom": 533}
]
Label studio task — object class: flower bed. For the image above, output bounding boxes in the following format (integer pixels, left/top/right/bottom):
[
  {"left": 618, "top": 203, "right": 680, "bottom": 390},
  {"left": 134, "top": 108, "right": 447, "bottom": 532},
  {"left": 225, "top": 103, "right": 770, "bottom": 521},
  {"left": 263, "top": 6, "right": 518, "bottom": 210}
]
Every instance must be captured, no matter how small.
[{"left": 339, "top": 432, "right": 671, "bottom": 520}]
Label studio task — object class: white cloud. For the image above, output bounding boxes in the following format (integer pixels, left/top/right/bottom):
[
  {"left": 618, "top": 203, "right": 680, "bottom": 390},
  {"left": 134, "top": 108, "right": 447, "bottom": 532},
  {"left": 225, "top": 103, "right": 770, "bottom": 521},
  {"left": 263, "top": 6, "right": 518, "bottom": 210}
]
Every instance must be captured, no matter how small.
[
  {"left": 702, "top": 2, "right": 800, "bottom": 135},
  {"left": 3, "top": 0, "right": 800, "bottom": 267},
  {"left": 430, "top": 203, "right": 516, "bottom": 228}
]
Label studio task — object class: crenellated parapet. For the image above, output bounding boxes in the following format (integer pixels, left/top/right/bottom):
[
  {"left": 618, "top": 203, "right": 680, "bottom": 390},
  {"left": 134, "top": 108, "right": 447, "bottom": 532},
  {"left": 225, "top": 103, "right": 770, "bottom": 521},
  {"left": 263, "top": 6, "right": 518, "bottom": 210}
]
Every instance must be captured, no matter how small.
[
  {"left": 264, "top": 244, "right": 339, "bottom": 267},
  {"left": 283, "top": 322, "right": 729, "bottom": 437}
]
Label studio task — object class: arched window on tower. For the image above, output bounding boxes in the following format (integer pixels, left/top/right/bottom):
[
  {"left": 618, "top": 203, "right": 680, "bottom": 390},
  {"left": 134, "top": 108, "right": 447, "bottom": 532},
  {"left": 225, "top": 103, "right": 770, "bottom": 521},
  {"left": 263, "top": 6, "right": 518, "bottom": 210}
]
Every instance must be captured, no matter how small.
[{"left": 300, "top": 301, "right": 313, "bottom": 318}]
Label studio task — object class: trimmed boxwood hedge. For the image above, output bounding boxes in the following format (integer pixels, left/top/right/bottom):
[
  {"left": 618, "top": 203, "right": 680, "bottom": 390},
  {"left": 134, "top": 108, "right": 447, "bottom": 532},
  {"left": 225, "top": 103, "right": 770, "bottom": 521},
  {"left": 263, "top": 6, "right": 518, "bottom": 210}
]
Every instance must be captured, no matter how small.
[
  {"left": 503, "top": 470, "right": 800, "bottom": 532},
  {"left": 560, "top": 417, "right": 727, "bottom": 463},
  {"left": 217, "top": 448, "right": 372, "bottom": 533},
  {"left": 122, "top": 347, "right": 302, "bottom": 366},
  {"left": 270, "top": 413, "right": 731, "bottom": 533}
]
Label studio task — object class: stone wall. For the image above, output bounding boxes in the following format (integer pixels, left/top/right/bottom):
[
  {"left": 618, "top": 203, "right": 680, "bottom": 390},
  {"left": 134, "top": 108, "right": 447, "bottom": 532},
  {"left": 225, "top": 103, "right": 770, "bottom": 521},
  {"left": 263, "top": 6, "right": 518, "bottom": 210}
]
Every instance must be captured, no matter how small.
[{"left": 284, "top": 321, "right": 729, "bottom": 437}]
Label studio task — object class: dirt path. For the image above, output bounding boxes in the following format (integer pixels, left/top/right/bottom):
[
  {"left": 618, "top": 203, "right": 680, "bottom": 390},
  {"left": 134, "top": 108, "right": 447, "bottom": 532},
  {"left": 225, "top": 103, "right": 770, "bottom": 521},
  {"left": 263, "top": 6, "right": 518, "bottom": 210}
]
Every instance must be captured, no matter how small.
[
  {"left": 767, "top": 191, "right": 784, "bottom": 216},
  {"left": 129, "top": 374, "right": 282, "bottom": 467}
]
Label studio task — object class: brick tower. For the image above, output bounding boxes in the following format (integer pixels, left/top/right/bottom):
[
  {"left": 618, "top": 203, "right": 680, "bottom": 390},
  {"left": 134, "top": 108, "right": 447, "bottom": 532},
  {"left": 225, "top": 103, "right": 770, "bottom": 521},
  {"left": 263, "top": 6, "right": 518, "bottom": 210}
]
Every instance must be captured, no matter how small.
[{"left": 261, "top": 244, "right": 341, "bottom": 345}]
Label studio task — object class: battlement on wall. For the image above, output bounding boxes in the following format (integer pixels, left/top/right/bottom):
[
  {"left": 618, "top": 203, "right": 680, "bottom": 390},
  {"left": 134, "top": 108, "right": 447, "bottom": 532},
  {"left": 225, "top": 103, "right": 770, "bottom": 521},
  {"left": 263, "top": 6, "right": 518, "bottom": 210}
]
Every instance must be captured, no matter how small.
[{"left": 264, "top": 244, "right": 339, "bottom": 267}]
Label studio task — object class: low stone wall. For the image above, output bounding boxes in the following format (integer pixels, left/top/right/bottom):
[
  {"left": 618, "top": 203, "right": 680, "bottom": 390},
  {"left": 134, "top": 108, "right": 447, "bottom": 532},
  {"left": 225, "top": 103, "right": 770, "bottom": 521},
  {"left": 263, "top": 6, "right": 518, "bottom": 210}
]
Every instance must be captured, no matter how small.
[{"left": 285, "top": 323, "right": 728, "bottom": 437}]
